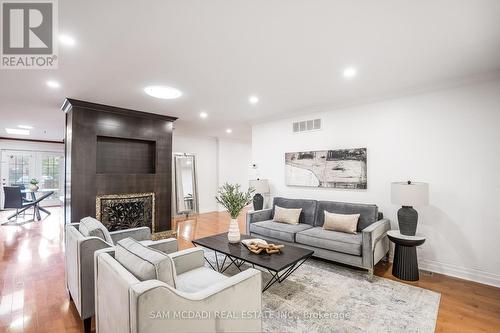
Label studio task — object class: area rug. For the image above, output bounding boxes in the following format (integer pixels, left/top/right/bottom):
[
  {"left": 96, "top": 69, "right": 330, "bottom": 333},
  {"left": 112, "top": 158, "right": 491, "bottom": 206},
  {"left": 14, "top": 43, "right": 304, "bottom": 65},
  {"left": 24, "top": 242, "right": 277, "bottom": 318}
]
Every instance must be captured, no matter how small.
[{"left": 203, "top": 250, "right": 440, "bottom": 333}]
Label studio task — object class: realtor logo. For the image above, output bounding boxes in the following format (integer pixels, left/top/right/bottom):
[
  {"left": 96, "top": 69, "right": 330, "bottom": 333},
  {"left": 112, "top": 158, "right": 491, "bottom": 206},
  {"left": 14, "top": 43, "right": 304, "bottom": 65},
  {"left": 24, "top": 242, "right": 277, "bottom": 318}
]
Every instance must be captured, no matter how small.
[{"left": 1, "top": 0, "right": 58, "bottom": 69}]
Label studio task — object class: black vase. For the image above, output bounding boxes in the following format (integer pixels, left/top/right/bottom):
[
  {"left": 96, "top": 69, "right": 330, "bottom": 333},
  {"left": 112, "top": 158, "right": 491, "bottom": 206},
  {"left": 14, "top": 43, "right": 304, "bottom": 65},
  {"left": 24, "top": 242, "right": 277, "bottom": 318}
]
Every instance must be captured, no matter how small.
[
  {"left": 398, "top": 206, "right": 418, "bottom": 236},
  {"left": 253, "top": 193, "right": 264, "bottom": 211}
]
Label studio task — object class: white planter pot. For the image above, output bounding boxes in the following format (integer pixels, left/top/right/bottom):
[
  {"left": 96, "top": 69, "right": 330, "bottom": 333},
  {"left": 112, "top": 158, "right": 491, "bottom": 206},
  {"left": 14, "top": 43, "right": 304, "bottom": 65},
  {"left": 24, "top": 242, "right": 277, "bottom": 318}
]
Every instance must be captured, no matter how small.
[
  {"left": 29, "top": 184, "right": 39, "bottom": 192},
  {"left": 227, "top": 218, "right": 241, "bottom": 243}
]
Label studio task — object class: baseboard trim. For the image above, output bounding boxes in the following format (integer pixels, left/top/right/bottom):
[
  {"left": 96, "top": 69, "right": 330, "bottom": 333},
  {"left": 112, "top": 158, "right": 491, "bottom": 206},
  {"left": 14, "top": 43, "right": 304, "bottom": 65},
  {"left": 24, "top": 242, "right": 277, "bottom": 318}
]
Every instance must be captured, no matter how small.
[{"left": 418, "top": 258, "right": 500, "bottom": 288}]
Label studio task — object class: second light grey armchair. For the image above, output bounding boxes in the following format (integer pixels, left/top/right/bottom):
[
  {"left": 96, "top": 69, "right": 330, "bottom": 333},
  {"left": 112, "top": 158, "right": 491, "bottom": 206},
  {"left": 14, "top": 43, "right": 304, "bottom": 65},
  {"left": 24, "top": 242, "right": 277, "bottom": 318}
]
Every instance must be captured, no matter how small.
[
  {"left": 65, "top": 217, "right": 178, "bottom": 332},
  {"left": 95, "top": 239, "right": 262, "bottom": 333}
]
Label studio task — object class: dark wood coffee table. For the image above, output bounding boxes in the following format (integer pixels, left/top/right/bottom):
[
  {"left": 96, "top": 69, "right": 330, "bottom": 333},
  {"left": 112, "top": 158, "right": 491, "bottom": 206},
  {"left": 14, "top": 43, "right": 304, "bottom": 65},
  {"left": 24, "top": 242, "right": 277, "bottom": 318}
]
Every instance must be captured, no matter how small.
[{"left": 192, "top": 233, "right": 314, "bottom": 292}]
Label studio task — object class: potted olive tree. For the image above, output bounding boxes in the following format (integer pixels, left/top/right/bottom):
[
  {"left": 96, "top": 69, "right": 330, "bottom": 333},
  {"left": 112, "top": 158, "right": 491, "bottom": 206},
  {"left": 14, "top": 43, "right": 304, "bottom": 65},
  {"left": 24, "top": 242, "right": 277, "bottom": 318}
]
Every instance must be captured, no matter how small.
[{"left": 215, "top": 183, "right": 254, "bottom": 243}]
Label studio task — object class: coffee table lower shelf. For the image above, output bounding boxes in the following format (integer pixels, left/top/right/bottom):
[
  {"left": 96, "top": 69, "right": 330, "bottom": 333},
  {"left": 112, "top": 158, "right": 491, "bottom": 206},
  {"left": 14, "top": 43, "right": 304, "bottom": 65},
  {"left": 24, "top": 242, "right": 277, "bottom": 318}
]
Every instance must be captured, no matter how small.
[
  {"left": 197, "top": 248, "right": 313, "bottom": 292},
  {"left": 191, "top": 233, "right": 314, "bottom": 292}
]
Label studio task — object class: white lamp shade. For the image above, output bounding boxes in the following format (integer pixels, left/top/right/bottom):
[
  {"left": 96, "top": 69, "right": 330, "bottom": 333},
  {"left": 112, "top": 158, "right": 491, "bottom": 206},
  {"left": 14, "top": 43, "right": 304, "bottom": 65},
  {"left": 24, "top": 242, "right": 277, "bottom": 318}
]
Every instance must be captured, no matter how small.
[
  {"left": 391, "top": 182, "right": 429, "bottom": 207},
  {"left": 249, "top": 179, "right": 270, "bottom": 194}
]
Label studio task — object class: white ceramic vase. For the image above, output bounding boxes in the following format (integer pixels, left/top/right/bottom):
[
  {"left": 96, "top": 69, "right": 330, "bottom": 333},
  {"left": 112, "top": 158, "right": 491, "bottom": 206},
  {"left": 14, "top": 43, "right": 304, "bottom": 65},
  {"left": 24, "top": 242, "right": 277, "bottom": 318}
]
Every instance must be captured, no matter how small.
[
  {"left": 29, "top": 184, "right": 39, "bottom": 192},
  {"left": 227, "top": 218, "right": 241, "bottom": 243}
]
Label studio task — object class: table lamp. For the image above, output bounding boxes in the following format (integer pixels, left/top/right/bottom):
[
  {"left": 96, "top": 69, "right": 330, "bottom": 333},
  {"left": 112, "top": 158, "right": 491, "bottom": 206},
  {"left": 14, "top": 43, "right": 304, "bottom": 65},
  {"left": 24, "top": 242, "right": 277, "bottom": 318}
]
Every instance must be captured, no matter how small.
[
  {"left": 391, "top": 181, "right": 429, "bottom": 236},
  {"left": 249, "top": 179, "right": 270, "bottom": 211}
]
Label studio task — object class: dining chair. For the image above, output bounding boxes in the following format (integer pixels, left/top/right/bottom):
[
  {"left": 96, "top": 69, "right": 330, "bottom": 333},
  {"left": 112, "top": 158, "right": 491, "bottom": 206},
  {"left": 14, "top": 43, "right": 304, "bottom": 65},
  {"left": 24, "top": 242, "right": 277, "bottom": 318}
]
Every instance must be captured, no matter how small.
[{"left": 3, "top": 186, "right": 36, "bottom": 220}]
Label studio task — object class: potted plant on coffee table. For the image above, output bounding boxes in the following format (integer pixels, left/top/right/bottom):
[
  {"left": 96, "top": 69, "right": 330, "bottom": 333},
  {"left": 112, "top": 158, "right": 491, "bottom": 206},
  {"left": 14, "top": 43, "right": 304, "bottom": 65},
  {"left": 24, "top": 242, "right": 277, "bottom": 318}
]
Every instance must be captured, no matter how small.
[{"left": 215, "top": 183, "right": 254, "bottom": 243}]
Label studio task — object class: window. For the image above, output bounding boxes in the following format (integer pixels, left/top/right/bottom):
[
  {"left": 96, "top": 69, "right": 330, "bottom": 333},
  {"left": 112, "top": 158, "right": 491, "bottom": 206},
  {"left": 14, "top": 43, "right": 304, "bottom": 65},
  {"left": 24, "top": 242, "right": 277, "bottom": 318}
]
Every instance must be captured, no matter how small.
[{"left": 1, "top": 149, "right": 64, "bottom": 206}]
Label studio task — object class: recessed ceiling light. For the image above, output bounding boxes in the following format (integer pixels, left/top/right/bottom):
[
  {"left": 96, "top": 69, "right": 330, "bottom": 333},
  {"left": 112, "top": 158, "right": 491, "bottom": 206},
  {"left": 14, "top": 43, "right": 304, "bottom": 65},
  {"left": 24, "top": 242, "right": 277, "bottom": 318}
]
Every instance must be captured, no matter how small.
[
  {"left": 343, "top": 67, "right": 357, "bottom": 79},
  {"left": 249, "top": 95, "right": 259, "bottom": 105},
  {"left": 6, "top": 128, "right": 30, "bottom": 135},
  {"left": 226, "top": 128, "right": 232, "bottom": 134},
  {"left": 59, "top": 34, "right": 76, "bottom": 47},
  {"left": 46, "top": 80, "right": 60, "bottom": 89},
  {"left": 144, "top": 85, "right": 182, "bottom": 99},
  {"left": 199, "top": 111, "right": 208, "bottom": 119},
  {"left": 17, "top": 125, "right": 34, "bottom": 129}
]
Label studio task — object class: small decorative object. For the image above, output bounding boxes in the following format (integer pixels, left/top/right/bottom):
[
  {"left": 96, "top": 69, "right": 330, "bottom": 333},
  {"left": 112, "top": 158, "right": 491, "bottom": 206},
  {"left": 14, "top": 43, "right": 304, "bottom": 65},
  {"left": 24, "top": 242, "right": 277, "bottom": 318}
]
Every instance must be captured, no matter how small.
[
  {"left": 242, "top": 239, "right": 284, "bottom": 255},
  {"left": 391, "top": 181, "right": 429, "bottom": 236},
  {"left": 285, "top": 148, "right": 367, "bottom": 189},
  {"left": 29, "top": 178, "right": 39, "bottom": 192},
  {"left": 215, "top": 183, "right": 254, "bottom": 243},
  {"left": 248, "top": 179, "right": 270, "bottom": 211}
]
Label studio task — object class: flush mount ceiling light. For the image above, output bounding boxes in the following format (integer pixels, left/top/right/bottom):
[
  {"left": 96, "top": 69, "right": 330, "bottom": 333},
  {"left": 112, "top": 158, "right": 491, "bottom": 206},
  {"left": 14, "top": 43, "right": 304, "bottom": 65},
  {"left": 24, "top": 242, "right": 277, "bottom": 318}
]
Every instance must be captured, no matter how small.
[
  {"left": 226, "top": 128, "right": 232, "bottom": 134},
  {"left": 59, "top": 34, "right": 76, "bottom": 47},
  {"left": 18, "top": 125, "right": 34, "bottom": 129},
  {"left": 343, "top": 67, "right": 357, "bottom": 79},
  {"left": 6, "top": 128, "right": 30, "bottom": 135},
  {"left": 199, "top": 111, "right": 208, "bottom": 119},
  {"left": 144, "top": 85, "right": 182, "bottom": 99},
  {"left": 46, "top": 80, "right": 60, "bottom": 89},
  {"left": 249, "top": 95, "right": 259, "bottom": 105}
]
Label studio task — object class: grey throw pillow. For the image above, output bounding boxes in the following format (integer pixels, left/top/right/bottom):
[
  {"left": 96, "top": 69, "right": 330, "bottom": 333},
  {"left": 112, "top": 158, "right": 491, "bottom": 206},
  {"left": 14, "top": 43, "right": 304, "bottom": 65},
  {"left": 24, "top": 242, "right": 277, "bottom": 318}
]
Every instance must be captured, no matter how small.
[
  {"left": 115, "top": 237, "right": 177, "bottom": 287},
  {"left": 79, "top": 217, "right": 114, "bottom": 244}
]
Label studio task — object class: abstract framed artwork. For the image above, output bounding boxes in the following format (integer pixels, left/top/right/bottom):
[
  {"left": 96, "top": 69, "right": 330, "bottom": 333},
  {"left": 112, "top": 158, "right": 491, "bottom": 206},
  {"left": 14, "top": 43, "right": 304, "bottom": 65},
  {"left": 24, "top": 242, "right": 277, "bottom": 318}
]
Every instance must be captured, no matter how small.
[{"left": 285, "top": 148, "right": 367, "bottom": 189}]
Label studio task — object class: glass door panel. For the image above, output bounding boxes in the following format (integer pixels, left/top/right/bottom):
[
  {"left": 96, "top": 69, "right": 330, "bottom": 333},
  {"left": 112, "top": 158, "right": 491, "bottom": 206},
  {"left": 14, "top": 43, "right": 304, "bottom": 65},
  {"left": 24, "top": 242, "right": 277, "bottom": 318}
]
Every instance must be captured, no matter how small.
[
  {"left": 1, "top": 150, "right": 35, "bottom": 187},
  {"left": 39, "top": 153, "right": 63, "bottom": 205}
]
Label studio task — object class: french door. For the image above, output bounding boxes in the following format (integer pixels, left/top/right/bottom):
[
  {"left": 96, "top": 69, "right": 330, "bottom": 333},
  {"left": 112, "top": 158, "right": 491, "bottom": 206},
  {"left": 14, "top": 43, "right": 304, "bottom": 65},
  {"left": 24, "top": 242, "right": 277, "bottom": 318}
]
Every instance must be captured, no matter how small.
[{"left": 1, "top": 149, "right": 64, "bottom": 207}]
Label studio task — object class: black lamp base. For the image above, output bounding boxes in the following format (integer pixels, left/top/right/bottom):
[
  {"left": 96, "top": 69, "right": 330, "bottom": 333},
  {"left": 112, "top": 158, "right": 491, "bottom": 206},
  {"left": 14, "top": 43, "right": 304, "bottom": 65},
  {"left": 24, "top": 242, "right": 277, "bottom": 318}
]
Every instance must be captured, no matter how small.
[
  {"left": 397, "top": 206, "right": 418, "bottom": 236},
  {"left": 253, "top": 193, "right": 264, "bottom": 211}
]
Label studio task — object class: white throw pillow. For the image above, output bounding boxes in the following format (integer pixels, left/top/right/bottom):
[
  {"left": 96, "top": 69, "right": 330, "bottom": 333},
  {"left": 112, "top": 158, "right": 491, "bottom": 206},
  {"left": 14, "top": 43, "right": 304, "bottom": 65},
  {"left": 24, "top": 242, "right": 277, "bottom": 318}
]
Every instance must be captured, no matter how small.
[
  {"left": 115, "top": 237, "right": 177, "bottom": 287},
  {"left": 323, "top": 211, "right": 360, "bottom": 234},
  {"left": 273, "top": 206, "right": 302, "bottom": 225}
]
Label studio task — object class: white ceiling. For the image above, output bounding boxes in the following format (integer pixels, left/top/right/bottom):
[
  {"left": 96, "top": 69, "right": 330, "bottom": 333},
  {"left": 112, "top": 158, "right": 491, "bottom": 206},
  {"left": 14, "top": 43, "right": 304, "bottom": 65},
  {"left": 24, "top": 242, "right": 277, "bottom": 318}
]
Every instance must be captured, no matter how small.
[{"left": 1, "top": 0, "right": 500, "bottom": 142}]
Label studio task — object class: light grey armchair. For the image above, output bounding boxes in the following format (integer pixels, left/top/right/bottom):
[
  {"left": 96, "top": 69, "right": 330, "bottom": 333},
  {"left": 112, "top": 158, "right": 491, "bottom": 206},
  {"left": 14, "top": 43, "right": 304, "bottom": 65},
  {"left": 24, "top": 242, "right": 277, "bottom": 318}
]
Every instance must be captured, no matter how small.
[
  {"left": 65, "top": 217, "right": 178, "bottom": 332},
  {"left": 95, "top": 243, "right": 262, "bottom": 333}
]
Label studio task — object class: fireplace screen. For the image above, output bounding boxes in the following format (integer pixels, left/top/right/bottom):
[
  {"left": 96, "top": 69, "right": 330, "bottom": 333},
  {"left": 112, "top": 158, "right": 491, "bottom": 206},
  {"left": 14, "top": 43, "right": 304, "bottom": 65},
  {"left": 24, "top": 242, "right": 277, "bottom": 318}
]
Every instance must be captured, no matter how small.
[{"left": 96, "top": 193, "right": 155, "bottom": 232}]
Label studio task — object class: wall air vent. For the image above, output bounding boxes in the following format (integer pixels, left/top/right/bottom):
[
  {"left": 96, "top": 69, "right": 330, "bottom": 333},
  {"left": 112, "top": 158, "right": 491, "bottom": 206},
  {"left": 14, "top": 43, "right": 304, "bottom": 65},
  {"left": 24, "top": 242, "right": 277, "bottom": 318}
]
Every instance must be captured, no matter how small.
[{"left": 292, "top": 119, "right": 321, "bottom": 133}]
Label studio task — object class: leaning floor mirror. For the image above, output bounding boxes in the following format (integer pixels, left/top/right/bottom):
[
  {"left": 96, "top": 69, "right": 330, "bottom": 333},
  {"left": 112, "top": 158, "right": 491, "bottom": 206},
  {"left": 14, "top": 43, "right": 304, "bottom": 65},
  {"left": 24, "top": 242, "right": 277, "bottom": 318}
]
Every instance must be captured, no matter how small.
[{"left": 173, "top": 153, "right": 199, "bottom": 218}]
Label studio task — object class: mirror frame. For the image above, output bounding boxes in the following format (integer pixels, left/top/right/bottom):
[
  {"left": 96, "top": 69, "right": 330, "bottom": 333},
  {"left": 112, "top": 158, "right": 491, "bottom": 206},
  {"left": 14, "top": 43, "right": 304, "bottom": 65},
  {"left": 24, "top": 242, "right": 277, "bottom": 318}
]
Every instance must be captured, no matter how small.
[{"left": 173, "top": 153, "right": 199, "bottom": 216}]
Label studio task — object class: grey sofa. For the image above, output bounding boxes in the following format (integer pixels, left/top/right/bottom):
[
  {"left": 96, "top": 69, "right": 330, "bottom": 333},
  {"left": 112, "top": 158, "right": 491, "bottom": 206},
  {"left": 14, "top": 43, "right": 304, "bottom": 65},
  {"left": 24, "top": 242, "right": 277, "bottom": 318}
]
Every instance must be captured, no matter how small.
[
  {"left": 247, "top": 197, "right": 390, "bottom": 275},
  {"left": 65, "top": 218, "right": 178, "bottom": 332},
  {"left": 94, "top": 246, "right": 262, "bottom": 333}
]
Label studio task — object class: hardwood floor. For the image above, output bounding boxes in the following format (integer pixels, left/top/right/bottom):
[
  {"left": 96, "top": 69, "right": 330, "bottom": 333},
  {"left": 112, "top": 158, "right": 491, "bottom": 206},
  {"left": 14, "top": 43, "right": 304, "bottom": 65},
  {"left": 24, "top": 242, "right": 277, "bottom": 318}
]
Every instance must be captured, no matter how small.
[{"left": 1, "top": 207, "right": 499, "bottom": 332}]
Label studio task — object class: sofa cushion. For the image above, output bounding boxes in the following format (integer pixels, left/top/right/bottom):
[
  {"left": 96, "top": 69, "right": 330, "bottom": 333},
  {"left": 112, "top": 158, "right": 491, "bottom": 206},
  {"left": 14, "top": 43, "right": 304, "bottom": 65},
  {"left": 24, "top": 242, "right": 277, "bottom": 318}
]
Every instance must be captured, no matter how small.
[
  {"left": 176, "top": 267, "right": 227, "bottom": 293},
  {"left": 272, "top": 197, "right": 317, "bottom": 225},
  {"left": 115, "top": 238, "right": 176, "bottom": 287},
  {"left": 79, "top": 217, "right": 113, "bottom": 244},
  {"left": 250, "top": 220, "right": 313, "bottom": 242},
  {"left": 296, "top": 227, "right": 362, "bottom": 256},
  {"left": 315, "top": 201, "right": 378, "bottom": 231}
]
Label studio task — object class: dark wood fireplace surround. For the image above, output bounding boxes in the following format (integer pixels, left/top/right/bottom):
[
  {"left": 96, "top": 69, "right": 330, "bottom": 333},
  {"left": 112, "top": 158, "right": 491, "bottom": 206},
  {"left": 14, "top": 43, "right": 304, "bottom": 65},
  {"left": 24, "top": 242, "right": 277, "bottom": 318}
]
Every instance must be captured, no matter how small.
[{"left": 61, "top": 99, "right": 177, "bottom": 232}]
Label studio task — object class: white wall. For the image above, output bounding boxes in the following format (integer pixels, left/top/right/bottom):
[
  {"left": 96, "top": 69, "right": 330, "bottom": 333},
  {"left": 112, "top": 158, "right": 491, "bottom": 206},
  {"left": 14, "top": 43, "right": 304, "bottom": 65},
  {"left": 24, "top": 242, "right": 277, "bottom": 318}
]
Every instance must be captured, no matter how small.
[
  {"left": 252, "top": 79, "right": 500, "bottom": 287},
  {"left": 217, "top": 139, "right": 252, "bottom": 191},
  {"left": 173, "top": 134, "right": 219, "bottom": 213},
  {"left": 217, "top": 139, "right": 252, "bottom": 211},
  {"left": 173, "top": 134, "right": 252, "bottom": 214}
]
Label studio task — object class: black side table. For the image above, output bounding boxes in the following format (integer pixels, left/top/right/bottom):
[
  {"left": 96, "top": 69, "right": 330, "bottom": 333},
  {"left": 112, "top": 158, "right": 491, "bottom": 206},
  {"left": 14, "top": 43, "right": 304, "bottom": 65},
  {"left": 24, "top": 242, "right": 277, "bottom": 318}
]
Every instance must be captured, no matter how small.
[{"left": 387, "top": 230, "right": 426, "bottom": 281}]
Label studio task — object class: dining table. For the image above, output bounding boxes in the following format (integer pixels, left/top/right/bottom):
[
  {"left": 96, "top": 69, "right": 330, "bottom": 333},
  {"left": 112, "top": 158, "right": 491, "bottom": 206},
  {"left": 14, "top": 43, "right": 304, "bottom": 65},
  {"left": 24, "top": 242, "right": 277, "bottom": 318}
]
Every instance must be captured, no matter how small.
[{"left": 20, "top": 188, "right": 56, "bottom": 220}]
